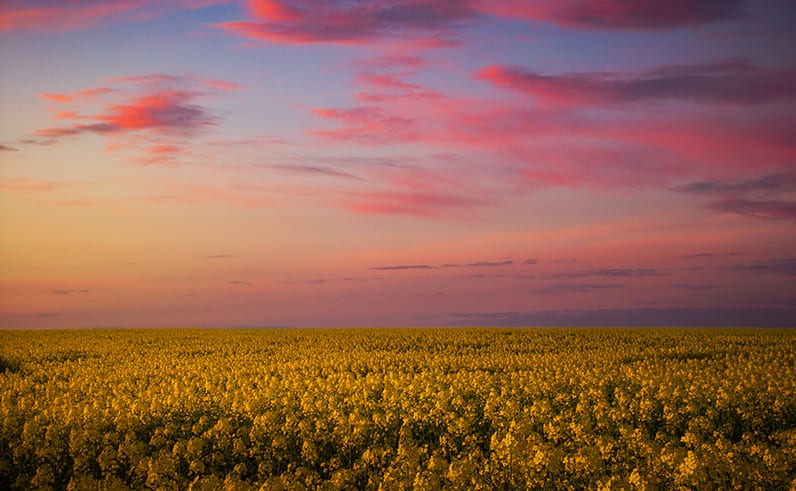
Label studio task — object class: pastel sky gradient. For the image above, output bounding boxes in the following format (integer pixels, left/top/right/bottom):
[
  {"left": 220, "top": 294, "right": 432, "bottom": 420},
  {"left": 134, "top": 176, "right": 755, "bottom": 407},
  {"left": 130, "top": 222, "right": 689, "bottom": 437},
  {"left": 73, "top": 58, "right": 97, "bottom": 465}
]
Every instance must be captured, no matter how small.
[{"left": 1, "top": 0, "right": 795, "bottom": 328}]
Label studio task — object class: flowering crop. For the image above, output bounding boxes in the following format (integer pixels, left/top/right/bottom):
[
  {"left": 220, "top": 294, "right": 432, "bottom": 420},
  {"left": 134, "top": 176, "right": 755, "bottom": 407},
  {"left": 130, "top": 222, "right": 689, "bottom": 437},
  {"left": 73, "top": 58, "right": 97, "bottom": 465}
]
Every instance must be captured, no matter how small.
[{"left": 1, "top": 328, "right": 794, "bottom": 489}]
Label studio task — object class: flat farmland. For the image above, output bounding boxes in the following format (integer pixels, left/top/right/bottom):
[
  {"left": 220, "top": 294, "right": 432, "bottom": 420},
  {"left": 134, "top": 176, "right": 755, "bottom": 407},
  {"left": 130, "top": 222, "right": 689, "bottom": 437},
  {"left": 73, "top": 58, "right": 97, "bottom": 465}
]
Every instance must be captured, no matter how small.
[{"left": 1, "top": 328, "right": 794, "bottom": 490}]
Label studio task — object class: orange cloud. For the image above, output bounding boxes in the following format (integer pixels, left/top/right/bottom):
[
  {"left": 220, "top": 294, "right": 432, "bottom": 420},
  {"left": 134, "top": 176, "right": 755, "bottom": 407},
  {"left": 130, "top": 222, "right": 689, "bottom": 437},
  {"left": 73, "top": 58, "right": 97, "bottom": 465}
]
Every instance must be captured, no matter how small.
[{"left": 40, "top": 93, "right": 73, "bottom": 103}]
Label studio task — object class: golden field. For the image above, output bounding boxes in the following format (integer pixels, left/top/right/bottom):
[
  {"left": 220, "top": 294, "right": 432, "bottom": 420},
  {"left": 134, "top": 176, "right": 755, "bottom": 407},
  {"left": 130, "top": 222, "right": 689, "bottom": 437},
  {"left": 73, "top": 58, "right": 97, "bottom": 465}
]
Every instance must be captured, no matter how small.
[{"left": 1, "top": 328, "right": 794, "bottom": 490}]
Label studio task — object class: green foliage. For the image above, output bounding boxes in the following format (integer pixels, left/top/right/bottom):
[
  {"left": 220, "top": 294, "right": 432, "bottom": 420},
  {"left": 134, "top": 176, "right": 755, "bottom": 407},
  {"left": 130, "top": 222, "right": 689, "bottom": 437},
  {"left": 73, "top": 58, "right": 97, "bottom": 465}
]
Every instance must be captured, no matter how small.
[{"left": 0, "top": 328, "right": 795, "bottom": 490}]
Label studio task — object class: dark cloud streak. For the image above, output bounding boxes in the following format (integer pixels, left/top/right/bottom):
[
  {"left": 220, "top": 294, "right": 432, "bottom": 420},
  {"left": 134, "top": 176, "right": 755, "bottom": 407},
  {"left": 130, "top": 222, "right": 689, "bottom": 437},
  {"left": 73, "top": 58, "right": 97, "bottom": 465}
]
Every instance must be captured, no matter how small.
[
  {"left": 549, "top": 0, "right": 745, "bottom": 31},
  {"left": 726, "top": 258, "right": 796, "bottom": 275},
  {"left": 369, "top": 264, "right": 435, "bottom": 271},
  {"left": 441, "top": 260, "right": 514, "bottom": 268},
  {"left": 477, "top": 58, "right": 796, "bottom": 106},
  {"left": 553, "top": 268, "right": 667, "bottom": 278},
  {"left": 708, "top": 197, "right": 796, "bottom": 220},
  {"left": 532, "top": 283, "right": 625, "bottom": 294},
  {"left": 220, "top": 0, "right": 477, "bottom": 45},
  {"left": 51, "top": 289, "right": 89, "bottom": 295}
]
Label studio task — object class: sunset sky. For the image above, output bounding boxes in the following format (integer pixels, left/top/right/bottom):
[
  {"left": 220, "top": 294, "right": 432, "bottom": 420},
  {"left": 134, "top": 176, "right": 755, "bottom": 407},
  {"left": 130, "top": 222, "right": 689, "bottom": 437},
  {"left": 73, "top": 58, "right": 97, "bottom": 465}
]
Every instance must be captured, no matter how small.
[{"left": 1, "top": 0, "right": 795, "bottom": 328}]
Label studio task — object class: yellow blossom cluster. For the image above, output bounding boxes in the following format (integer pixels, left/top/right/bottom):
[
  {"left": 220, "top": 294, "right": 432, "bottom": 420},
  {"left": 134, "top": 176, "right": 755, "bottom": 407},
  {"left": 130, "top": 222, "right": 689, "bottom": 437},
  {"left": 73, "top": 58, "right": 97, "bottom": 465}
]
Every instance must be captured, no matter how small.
[{"left": 0, "top": 328, "right": 794, "bottom": 489}]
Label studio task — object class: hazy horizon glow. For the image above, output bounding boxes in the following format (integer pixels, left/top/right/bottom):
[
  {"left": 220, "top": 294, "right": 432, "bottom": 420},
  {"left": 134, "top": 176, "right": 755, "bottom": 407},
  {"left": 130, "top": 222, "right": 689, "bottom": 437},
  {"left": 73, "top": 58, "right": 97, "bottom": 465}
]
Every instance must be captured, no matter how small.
[{"left": 1, "top": 0, "right": 795, "bottom": 328}]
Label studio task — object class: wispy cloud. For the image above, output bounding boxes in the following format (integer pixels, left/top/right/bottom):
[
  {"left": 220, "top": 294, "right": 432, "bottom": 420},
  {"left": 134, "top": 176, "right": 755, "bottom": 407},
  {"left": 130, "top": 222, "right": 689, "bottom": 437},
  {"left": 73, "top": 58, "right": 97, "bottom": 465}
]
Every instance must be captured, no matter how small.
[
  {"left": 371, "top": 258, "right": 521, "bottom": 271},
  {"left": 40, "top": 87, "right": 212, "bottom": 137},
  {"left": 265, "top": 164, "right": 362, "bottom": 180},
  {"left": 51, "top": 289, "right": 89, "bottom": 295},
  {"left": 219, "top": 0, "right": 744, "bottom": 47},
  {"left": 352, "top": 54, "right": 441, "bottom": 104},
  {"left": 726, "top": 258, "right": 796, "bottom": 275},
  {"left": 441, "top": 260, "right": 514, "bottom": 268},
  {"left": 532, "top": 283, "right": 625, "bottom": 294},
  {"left": 202, "top": 254, "right": 238, "bottom": 259},
  {"left": 369, "top": 264, "right": 435, "bottom": 271},
  {"left": 344, "top": 191, "right": 489, "bottom": 216},
  {"left": 670, "top": 284, "right": 728, "bottom": 291},
  {"left": 0, "top": 143, "right": 18, "bottom": 152},
  {"left": 309, "top": 56, "right": 439, "bottom": 146},
  {"left": 476, "top": 58, "right": 796, "bottom": 106},
  {"left": 227, "top": 280, "right": 253, "bottom": 286},
  {"left": 708, "top": 197, "right": 796, "bottom": 220},
  {"left": 339, "top": 276, "right": 383, "bottom": 282},
  {"left": 303, "top": 55, "right": 795, "bottom": 213},
  {"left": 680, "top": 252, "right": 743, "bottom": 259},
  {"left": 482, "top": 0, "right": 745, "bottom": 31},
  {"left": 36, "top": 73, "right": 240, "bottom": 165},
  {"left": 677, "top": 172, "right": 796, "bottom": 194},
  {"left": 0, "top": 0, "right": 233, "bottom": 31},
  {"left": 312, "top": 106, "right": 419, "bottom": 145},
  {"left": 553, "top": 268, "right": 667, "bottom": 278},
  {"left": 677, "top": 172, "right": 796, "bottom": 220},
  {"left": 281, "top": 278, "right": 327, "bottom": 285},
  {"left": 219, "top": 0, "right": 477, "bottom": 45}
]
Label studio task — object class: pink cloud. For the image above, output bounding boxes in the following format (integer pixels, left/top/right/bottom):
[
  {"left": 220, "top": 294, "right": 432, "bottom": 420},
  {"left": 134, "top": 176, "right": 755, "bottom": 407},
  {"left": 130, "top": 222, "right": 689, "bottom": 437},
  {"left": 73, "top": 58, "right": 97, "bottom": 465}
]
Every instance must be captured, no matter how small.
[
  {"left": 0, "top": 0, "right": 233, "bottom": 31},
  {"left": 476, "top": 58, "right": 796, "bottom": 106},
  {"left": 308, "top": 54, "right": 445, "bottom": 142},
  {"left": 308, "top": 66, "right": 796, "bottom": 189},
  {"left": 606, "top": 114, "right": 796, "bottom": 173},
  {"left": 343, "top": 190, "right": 489, "bottom": 216},
  {"left": 329, "top": 155, "right": 497, "bottom": 217},
  {"left": 354, "top": 73, "right": 441, "bottom": 103},
  {"left": 35, "top": 74, "right": 240, "bottom": 165},
  {"left": 37, "top": 89, "right": 210, "bottom": 137},
  {"left": 296, "top": 48, "right": 795, "bottom": 222},
  {"left": 216, "top": 0, "right": 745, "bottom": 47},
  {"left": 312, "top": 106, "right": 419, "bottom": 144},
  {"left": 219, "top": 0, "right": 477, "bottom": 45},
  {"left": 100, "top": 90, "right": 214, "bottom": 132},
  {"left": 307, "top": 88, "right": 796, "bottom": 217},
  {"left": 480, "top": 0, "right": 745, "bottom": 31}
]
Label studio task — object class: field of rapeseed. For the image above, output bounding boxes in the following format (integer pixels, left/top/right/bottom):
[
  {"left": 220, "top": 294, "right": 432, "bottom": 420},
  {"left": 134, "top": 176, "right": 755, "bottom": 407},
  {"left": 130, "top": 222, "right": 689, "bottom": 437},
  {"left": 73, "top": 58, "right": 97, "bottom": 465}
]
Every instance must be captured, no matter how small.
[{"left": 0, "top": 328, "right": 794, "bottom": 490}]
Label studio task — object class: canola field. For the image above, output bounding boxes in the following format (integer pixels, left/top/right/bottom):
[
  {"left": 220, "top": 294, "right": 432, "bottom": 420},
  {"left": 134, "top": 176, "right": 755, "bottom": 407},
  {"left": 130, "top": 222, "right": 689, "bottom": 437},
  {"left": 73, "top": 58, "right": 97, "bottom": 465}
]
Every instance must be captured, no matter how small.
[{"left": 1, "top": 328, "right": 794, "bottom": 490}]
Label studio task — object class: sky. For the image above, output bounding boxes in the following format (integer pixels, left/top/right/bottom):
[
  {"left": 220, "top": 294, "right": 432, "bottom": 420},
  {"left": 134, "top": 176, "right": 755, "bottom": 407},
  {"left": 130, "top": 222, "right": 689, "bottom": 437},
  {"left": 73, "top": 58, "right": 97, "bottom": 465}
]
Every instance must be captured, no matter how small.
[{"left": 1, "top": 0, "right": 795, "bottom": 328}]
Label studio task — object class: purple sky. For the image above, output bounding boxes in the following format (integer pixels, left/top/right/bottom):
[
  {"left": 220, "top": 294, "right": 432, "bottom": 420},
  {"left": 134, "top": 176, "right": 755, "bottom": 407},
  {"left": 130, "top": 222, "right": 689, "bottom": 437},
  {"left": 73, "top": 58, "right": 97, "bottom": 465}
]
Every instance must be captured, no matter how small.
[{"left": 1, "top": 0, "right": 795, "bottom": 327}]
